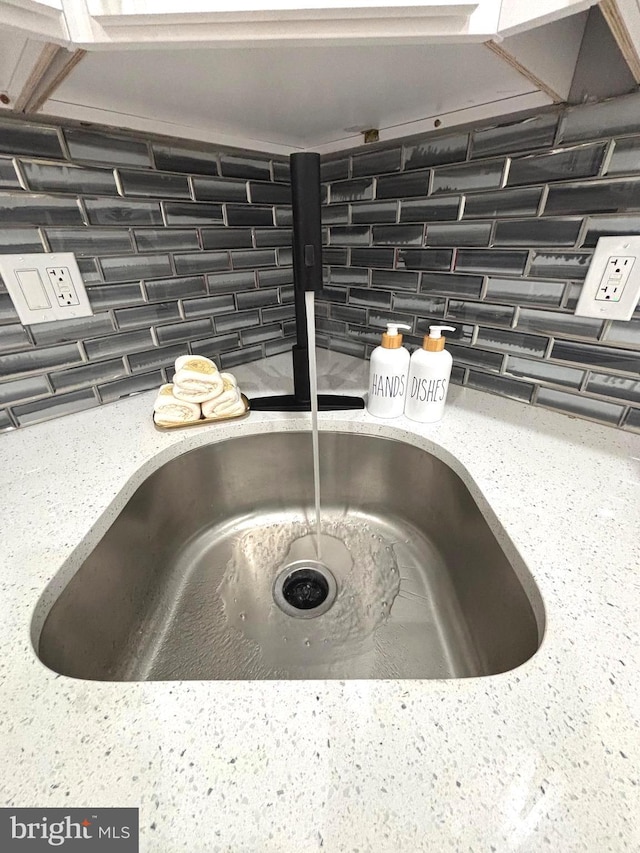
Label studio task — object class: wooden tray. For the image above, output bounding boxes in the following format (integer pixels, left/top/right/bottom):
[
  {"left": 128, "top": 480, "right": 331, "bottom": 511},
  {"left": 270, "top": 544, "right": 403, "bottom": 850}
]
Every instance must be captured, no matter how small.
[{"left": 153, "top": 394, "right": 250, "bottom": 431}]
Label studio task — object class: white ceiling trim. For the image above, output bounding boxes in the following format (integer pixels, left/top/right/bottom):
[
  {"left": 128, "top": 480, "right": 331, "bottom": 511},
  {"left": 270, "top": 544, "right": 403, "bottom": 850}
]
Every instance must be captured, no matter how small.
[
  {"left": 43, "top": 97, "right": 299, "bottom": 154},
  {"left": 313, "top": 90, "right": 553, "bottom": 154}
]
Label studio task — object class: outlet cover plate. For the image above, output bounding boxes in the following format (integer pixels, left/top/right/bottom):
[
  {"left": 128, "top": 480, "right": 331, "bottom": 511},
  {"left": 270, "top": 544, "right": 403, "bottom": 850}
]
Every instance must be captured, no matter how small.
[
  {"left": 0, "top": 252, "right": 92, "bottom": 325},
  {"left": 575, "top": 236, "right": 640, "bottom": 320}
]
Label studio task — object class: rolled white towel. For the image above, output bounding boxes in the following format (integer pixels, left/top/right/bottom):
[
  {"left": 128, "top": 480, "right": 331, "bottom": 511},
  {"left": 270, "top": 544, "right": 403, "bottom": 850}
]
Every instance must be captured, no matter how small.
[
  {"left": 220, "top": 372, "right": 237, "bottom": 387},
  {"left": 153, "top": 384, "right": 201, "bottom": 424},
  {"left": 202, "top": 391, "right": 246, "bottom": 419},
  {"left": 202, "top": 390, "right": 239, "bottom": 417},
  {"left": 201, "top": 373, "right": 241, "bottom": 417},
  {"left": 172, "top": 355, "right": 224, "bottom": 403}
]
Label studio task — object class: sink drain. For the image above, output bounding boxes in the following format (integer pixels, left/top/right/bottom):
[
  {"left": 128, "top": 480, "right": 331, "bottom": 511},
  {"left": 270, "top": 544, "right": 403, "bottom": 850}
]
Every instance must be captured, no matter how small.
[{"left": 273, "top": 560, "right": 337, "bottom": 619}]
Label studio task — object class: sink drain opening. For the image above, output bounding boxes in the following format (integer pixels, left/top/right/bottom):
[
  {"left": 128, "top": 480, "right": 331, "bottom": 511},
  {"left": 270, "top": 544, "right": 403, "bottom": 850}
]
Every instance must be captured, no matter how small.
[{"left": 273, "top": 560, "right": 337, "bottom": 619}]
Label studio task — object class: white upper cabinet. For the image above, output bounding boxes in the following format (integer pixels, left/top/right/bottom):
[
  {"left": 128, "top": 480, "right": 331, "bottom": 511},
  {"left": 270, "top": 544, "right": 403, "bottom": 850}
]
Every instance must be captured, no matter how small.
[
  {"left": 0, "top": 0, "right": 602, "bottom": 47},
  {"left": 0, "top": 0, "right": 637, "bottom": 154}
]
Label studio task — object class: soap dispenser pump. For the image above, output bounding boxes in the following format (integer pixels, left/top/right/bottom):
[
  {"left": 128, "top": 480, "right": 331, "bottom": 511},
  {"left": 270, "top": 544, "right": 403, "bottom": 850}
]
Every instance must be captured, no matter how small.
[
  {"left": 404, "top": 325, "right": 456, "bottom": 423},
  {"left": 367, "top": 322, "right": 411, "bottom": 418}
]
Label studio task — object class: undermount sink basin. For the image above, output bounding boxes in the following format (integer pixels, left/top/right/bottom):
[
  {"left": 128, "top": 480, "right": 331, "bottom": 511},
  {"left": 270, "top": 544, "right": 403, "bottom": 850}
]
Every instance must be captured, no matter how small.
[{"left": 36, "top": 431, "right": 544, "bottom": 681}]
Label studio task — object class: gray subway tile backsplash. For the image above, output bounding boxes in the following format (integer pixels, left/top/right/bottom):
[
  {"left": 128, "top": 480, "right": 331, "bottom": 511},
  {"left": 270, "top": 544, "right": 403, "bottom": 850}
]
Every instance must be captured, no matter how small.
[
  {"left": 87, "top": 283, "right": 144, "bottom": 310},
  {"left": 446, "top": 300, "right": 513, "bottom": 326},
  {"left": 484, "top": 276, "right": 564, "bottom": 306},
  {"left": 467, "top": 371, "right": 534, "bottom": 402},
  {"left": 471, "top": 114, "right": 558, "bottom": 159},
  {"left": 544, "top": 179, "right": 640, "bottom": 215},
  {"left": 536, "top": 386, "right": 624, "bottom": 425},
  {"left": 155, "top": 318, "right": 213, "bottom": 345},
  {"left": 582, "top": 215, "right": 640, "bottom": 247},
  {"left": 85, "top": 198, "right": 162, "bottom": 226},
  {"left": 30, "top": 312, "right": 115, "bottom": 346},
  {"left": 507, "top": 143, "right": 606, "bottom": 187},
  {"left": 352, "top": 148, "right": 402, "bottom": 177},
  {"left": 605, "top": 136, "right": 640, "bottom": 176},
  {"left": 551, "top": 340, "right": 639, "bottom": 374},
  {"left": 505, "top": 355, "right": 585, "bottom": 389},
  {"left": 64, "top": 128, "right": 151, "bottom": 167},
  {"left": 0, "top": 374, "right": 50, "bottom": 406},
  {"left": 351, "top": 201, "right": 398, "bottom": 223},
  {"left": 145, "top": 275, "right": 207, "bottom": 301},
  {"left": 128, "top": 344, "right": 186, "bottom": 373},
  {"left": 397, "top": 249, "right": 453, "bottom": 272},
  {"left": 376, "top": 171, "right": 430, "bottom": 199},
  {"left": 192, "top": 176, "right": 248, "bottom": 203},
  {"left": 431, "top": 159, "right": 506, "bottom": 195},
  {"left": 604, "top": 318, "right": 640, "bottom": 347},
  {"left": 84, "top": 329, "right": 154, "bottom": 360},
  {"left": 182, "top": 294, "right": 235, "bottom": 319},
  {"left": 516, "top": 307, "right": 602, "bottom": 339},
  {"left": 493, "top": 218, "right": 582, "bottom": 247},
  {"left": 420, "top": 272, "right": 483, "bottom": 298},
  {"left": 0, "top": 228, "right": 44, "bottom": 253},
  {"left": 558, "top": 91, "right": 640, "bottom": 144},
  {"left": 164, "top": 201, "right": 224, "bottom": 225},
  {"left": 371, "top": 269, "right": 420, "bottom": 291},
  {"left": 21, "top": 161, "right": 119, "bottom": 195},
  {"left": 463, "top": 187, "right": 543, "bottom": 219},
  {"left": 115, "top": 301, "right": 181, "bottom": 329},
  {"left": 0, "top": 194, "right": 84, "bottom": 226},
  {"left": 0, "top": 119, "right": 64, "bottom": 160},
  {"left": 45, "top": 227, "right": 133, "bottom": 255},
  {"left": 13, "top": 388, "right": 98, "bottom": 427},
  {"left": 528, "top": 251, "right": 592, "bottom": 280},
  {"left": 623, "top": 408, "right": 640, "bottom": 432},
  {"left": 219, "top": 155, "right": 270, "bottom": 180},
  {"left": 50, "top": 358, "right": 126, "bottom": 393},
  {"left": 586, "top": 372, "right": 640, "bottom": 404},
  {"left": 208, "top": 270, "right": 257, "bottom": 292},
  {"left": 0, "top": 342, "right": 83, "bottom": 378},
  {"left": 248, "top": 182, "right": 291, "bottom": 205},
  {"left": 226, "top": 205, "right": 274, "bottom": 226},
  {"left": 399, "top": 196, "right": 461, "bottom": 222},
  {"left": 173, "top": 250, "right": 229, "bottom": 275},
  {"left": 2, "top": 96, "right": 640, "bottom": 430},
  {"left": 0, "top": 323, "right": 31, "bottom": 352},
  {"left": 403, "top": 133, "right": 469, "bottom": 170},
  {"left": 425, "top": 222, "right": 492, "bottom": 247},
  {"left": 476, "top": 327, "right": 548, "bottom": 357},
  {"left": 100, "top": 253, "right": 172, "bottom": 282},
  {"left": 118, "top": 169, "right": 190, "bottom": 198},
  {"left": 98, "top": 370, "right": 163, "bottom": 403},
  {"left": 455, "top": 249, "right": 528, "bottom": 275},
  {"left": 201, "top": 227, "right": 253, "bottom": 250},
  {"left": 0, "top": 157, "right": 20, "bottom": 189},
  {"left": 372, "top": 225, "right": 424, "bottom": 246},
  {"left": 152, "top": 145, "right": 219, "bottom": 176},
  {"left": 134, "top": 228, "right": 200, "bottom": 252}
]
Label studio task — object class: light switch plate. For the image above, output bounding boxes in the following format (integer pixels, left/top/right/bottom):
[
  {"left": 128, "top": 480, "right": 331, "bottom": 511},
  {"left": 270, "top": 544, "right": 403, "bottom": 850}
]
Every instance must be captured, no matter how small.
[
  {"left": 0, "top": 253, "right": 93, "bottom": 325},
  {"left": 575, "top": 236, "right": 640, "bottom": 320}
]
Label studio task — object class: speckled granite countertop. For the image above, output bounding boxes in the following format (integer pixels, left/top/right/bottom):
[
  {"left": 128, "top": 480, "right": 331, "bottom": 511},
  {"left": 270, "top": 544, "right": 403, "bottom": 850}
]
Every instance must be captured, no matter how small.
[{"left": 1, "top": 351, "right": 639, "bottom": 852}]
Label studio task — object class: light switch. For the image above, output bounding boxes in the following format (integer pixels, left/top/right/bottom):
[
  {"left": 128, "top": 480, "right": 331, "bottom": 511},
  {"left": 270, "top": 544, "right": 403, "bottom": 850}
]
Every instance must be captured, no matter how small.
[
  {"left": 16, "top": 269, "right": 51, "bottom": 310},
  {"left": 0, "top": 253, "right": 93, "bottom": 325}
]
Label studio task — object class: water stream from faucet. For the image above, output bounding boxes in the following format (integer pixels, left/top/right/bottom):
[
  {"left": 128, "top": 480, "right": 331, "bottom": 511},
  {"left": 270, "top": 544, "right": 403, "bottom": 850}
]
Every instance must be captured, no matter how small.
[{"left": 305, "top": 290, "right": 322, "bottom": 558}]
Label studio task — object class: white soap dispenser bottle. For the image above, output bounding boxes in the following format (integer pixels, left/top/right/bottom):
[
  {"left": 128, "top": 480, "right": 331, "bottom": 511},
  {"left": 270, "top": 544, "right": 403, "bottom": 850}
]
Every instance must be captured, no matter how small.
[
  {"left": 405, "top": 325, "right": 456, "bottom": 423},
  {"left": 367, "top": 322, "right": 411, "bottom": 418}
]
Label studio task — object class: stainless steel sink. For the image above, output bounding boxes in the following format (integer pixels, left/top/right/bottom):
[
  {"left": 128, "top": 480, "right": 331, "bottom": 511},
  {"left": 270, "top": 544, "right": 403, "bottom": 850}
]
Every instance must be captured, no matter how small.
[{"left": 36, "top": 431, "right": 544, "bottom": 681}]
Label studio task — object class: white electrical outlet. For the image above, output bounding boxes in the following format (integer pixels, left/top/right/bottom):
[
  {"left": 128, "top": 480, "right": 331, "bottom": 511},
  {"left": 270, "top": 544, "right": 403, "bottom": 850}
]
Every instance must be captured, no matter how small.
[
  {"left": 0, "top": 253, "right": 92, "bottom": 325},
  {"left": 575, "top": 237, "right": 640, "bottom": 320},
  {"left": 47, "top": 267, "right": 80, "bottom": 307}
]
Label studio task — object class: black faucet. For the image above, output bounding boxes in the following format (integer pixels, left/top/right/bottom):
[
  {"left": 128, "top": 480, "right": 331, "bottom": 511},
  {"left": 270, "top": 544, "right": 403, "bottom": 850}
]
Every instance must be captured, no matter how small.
[{"left": 249, "top": 152, "right": 364, "bottom": 412}]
